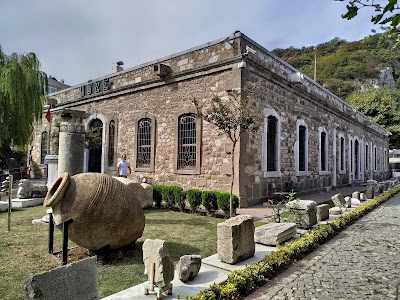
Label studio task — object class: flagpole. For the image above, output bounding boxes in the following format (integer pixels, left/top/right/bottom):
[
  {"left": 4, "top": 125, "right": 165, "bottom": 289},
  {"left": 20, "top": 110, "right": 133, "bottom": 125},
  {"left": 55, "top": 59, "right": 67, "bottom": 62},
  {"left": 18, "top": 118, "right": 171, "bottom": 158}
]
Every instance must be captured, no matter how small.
[{"left": 47, "top": 104, "right": 52, "bottom": 154}]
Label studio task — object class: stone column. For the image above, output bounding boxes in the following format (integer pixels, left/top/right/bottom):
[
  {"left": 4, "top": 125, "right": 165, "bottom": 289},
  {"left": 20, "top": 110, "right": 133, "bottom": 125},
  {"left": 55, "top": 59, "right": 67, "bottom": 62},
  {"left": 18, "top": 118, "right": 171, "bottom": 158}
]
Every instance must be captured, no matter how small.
[
  {"left": 57, "top": 109, "right": 86, "bottom": 176},
  {"left": 46, "top": 154, "right": 59, "bottom": 188}
]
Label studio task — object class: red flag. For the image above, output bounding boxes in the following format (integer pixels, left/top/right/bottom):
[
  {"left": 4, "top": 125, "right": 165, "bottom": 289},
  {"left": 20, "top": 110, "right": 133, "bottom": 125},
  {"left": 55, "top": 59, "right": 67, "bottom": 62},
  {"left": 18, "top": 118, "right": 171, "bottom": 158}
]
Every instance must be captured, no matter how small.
[{"left": 45, "top": 104, "right": 52, "bottom": 122}]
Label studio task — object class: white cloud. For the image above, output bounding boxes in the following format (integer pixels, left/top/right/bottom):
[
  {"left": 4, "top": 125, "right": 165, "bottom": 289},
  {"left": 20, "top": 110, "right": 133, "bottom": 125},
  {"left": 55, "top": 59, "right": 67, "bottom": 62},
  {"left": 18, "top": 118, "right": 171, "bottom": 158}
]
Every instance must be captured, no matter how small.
[{"left": 0, "top": 0, "right": 381, "bottom": 86}]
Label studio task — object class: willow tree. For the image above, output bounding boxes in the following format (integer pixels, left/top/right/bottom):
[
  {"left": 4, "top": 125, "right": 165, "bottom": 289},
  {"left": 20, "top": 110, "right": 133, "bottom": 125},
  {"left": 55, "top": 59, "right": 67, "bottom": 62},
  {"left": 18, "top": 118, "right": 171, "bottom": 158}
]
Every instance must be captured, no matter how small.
[{"left": 0, "top": 46, "right": 47, "bottom": 168}]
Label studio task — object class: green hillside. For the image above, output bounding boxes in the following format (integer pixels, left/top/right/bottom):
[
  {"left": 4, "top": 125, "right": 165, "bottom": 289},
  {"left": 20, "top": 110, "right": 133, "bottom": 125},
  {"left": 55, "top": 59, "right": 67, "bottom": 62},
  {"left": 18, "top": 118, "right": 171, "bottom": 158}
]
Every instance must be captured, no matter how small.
[{"left": 272, "top": 34, "right": 400, "bottom": 100}]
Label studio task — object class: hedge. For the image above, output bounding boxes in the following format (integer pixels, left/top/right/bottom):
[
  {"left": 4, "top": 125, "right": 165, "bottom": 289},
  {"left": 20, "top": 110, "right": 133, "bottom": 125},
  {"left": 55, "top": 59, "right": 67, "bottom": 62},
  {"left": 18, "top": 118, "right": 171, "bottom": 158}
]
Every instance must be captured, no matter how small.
[
  {"left": 151, "top": 184, "right": 239, "bottom": 216},
  {"left": 186, "top": 184, "right": 400, "bottom": 300}
]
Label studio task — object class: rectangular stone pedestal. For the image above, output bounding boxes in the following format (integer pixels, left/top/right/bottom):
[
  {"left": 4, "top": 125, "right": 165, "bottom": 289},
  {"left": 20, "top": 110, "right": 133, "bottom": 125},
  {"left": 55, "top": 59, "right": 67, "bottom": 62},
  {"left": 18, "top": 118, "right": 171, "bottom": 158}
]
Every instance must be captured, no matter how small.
[
  {"left": 254, "top": 223, "right": 297, "bottom": 246},
  {"left": 12, "top": 197, "right": 44, "bottom": 208},
  {"left": 0, "top": 201, "right": 9, "bottom": 212}
]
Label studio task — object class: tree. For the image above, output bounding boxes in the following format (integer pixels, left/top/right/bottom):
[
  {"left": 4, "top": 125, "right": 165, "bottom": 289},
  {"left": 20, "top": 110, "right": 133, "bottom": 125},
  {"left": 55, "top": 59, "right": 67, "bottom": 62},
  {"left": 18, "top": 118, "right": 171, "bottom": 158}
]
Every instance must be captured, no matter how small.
[
  {"left": 346, "top": 87, "right": 400, "bottom": 148},
  {"left": 194, "top": 87, "right": 261, "bottom": 218},
  {"left": 0, "top": 46, "right": 47, "bottom": 169},
  {"left": 337, "top": 0, "right": 400, "bottom": 29}
]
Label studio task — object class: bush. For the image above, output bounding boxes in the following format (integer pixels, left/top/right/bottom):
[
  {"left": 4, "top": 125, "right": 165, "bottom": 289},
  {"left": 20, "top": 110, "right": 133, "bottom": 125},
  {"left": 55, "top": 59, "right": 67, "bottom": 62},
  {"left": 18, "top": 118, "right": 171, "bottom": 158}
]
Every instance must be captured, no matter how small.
[
  {"left": 217, "top": 192, "right": 239, "bottom": 217},
  {"left": 152, "top": 185, "right": 164, "bottom": 208},
  {"left": 187, "top": 184, "right": 400, "bottom": 300},
  {"left": 176, "top": 190, "right": 186, "bottom": 211},
  {"left": 187, "top": 189, "right": 202, "bottom": 213},
  {"left": 161, "top": 186, "right": 181, "bottom": 209},
  {"left": 201, "top": 190, "right": 219, "bottom": 213}
]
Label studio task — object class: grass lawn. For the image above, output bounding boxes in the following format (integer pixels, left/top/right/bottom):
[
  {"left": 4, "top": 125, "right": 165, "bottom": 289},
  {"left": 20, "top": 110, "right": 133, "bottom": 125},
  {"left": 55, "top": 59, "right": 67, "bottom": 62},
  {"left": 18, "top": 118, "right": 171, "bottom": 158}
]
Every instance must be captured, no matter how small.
[{"left": 0, "top": 206, "right": 224, "bottom": 299}]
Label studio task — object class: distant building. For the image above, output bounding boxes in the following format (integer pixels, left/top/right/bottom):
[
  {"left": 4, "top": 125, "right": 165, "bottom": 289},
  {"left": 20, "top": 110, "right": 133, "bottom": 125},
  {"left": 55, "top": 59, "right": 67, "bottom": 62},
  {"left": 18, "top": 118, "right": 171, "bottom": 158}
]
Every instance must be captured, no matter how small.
[
  {"left": 389, "top": 149, "right": 400, "bottom": 177},
  {"left": 47, "top": 76, "right": 70, "bottom": 94},
  {"left": 29, "top": 31, "right": 391, "bottom": 207},
  {"left": 34, "top": 75, "right": 70, "bottom": 165}
]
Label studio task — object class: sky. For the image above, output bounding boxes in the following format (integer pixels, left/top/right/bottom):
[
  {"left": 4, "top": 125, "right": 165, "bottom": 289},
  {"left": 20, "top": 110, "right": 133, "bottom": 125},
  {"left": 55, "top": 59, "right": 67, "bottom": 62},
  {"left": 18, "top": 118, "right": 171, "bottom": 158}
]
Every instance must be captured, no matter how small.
[{"left": 0, "top": 0, "right": 382, "bottom": 86}]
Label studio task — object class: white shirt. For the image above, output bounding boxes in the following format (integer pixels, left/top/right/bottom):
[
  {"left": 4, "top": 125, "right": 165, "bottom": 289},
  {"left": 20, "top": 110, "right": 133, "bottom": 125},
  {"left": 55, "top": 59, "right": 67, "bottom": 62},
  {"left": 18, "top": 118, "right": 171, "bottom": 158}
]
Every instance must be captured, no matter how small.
[{"left": 117, "top": 160, "right": 130, "bottom": 176}]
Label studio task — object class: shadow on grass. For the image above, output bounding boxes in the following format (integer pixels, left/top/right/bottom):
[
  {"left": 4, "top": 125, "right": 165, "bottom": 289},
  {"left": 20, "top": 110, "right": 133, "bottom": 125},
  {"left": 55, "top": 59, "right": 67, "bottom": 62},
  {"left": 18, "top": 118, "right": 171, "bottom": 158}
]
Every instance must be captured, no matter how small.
[
  {"left": 144, "top": 208, "right": 223, "bottom": 226},
  {"left": 82, "top": 240, "right": 201, "bottom": 267}
]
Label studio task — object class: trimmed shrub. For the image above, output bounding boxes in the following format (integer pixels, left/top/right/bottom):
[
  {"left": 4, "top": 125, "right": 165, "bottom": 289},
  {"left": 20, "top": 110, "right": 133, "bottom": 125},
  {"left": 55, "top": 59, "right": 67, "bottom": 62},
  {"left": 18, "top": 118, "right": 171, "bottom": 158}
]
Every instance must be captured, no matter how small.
[
  {"left": 187, "top": 184, "right": 400, "bottom": 300},
  {"left": 187, "top": 189, "right": 202, "bottom": 213},
  {"left": 161, "top": 186, "right": 181, "bottom": 209},
  {"left": 217, "top": 192, "right": 239, "bottom": 217},
  {"left": 152, "top": 185, "right": 164, "bottom": 208},
  {"left": 176, "top": 190, "right": 186, "bottom": 211},
  {"left": 201, "top": 190, "right": 219, "bottom": 213}
]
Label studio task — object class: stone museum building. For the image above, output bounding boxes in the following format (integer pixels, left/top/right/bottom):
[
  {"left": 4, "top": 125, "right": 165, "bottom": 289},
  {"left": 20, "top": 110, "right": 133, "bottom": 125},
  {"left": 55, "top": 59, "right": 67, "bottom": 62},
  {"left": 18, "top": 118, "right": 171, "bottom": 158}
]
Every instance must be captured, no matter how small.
[{"left": 29, "top": 31, "right": 391, "bottom": 207}]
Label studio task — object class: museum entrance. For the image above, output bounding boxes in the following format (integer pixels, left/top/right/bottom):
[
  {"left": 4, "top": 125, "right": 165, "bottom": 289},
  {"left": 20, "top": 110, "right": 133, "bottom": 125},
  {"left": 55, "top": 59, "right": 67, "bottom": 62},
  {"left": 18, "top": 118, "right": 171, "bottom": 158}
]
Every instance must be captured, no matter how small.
[{"left": 88, "top": 118, "right": 103, "bottom": 173}]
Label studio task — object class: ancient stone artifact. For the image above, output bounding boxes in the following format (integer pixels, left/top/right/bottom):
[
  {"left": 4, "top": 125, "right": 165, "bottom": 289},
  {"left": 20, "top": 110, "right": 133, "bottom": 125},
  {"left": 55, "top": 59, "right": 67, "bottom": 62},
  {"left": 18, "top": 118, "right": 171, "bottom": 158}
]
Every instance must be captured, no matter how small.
[
  {"left": 329, "top": 207, "right": 343, "bottom": 215},
  {"left": 317, "top": 204, "right": 329, "bottom": 221},
  {"left": 351, "top": 198, "right": 361, "bottom": 206},
  {"left": 176, "top": 255, "right": 202, "bottom": 282},
  {"left": 352, "top": 191, "right": 360, "bottom": 200},
  {"left": 331, "top": 193, "right": 346, "bottom": 208},
  {"left": 345, "top": 196, "right": 352, "bottom": 208},
  {"left": 44, "top": 172, "right": 145, "bottom": 251},
  {"left": 254, "top": 223, "right": 296, "bottom": 246},
  {"left": 17, "top": 179, "right": 48, "bottom": 199},
  {"left": 360, "top": 193, "right": 367, "bottom": 201},
  {"left": 113, "top": 176, "right": 153, "bottom": 208},
  {"left": 365, "top": 185, "right": 374, "bottom": 199},
  {"left": 217, "top": 215, "right": 255, "bottom": 264},
  {"left": 286, "top": 200, "right": 317, "bottom": 229},
  {"left": 143, "top": 239, "right": 174, "bottom": 297},
  {"left": 24, "top": 256, "right": 97, "bottom": 300}
]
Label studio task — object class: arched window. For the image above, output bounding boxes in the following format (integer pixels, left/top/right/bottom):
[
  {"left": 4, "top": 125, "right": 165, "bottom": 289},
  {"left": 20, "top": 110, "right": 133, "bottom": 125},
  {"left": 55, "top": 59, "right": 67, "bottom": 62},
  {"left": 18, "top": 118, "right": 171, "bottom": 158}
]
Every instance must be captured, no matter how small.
[
  {"left": 267, "top": 116, "right": 278, "bottom": 171},
  {"left": 365, "top": 144, "right": 369, "bottom": 171},
  {"left": 295, "top": 120, "right": 308, "bottom": 176},
  {"left": 108, "top": 120, "right": 115, "bottom": 166},
  {"left": 321, "top": 132, "right": 327, "bottom": 171},
  {"left": 178, "top": 114, "right": 197, "bottom": 170},
  {"left": 340, "top": 136, "right": 345, "bottom": 172},
  {"left": 137, "top": 118, "right": 152, "bottom": 168},
  {"left": 88, "top": 118, "right": 103, "bottom": 173},
  {"left": 299, "top": 125, "right": 306, "bottom": 172},
  {"left": 263, "top": 108, "right": 281, "bottom": 176},
  {"left": 41, "top": 131, "right": 48, "bottom": 164},
  {"left": 319, "top": 127, "right": 328, "bottom": 174},
  {"left": 354, "top": 139, "right": 359, "bottom": 178}
]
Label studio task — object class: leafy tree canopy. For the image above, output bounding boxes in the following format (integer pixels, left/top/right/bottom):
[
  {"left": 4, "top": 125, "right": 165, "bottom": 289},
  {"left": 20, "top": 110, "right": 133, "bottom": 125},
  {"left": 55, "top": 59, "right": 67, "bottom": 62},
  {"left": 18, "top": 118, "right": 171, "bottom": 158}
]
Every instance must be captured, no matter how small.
[
  {"left": 346, "top": 87, "right": 400, "bottom": 148},
  {"left": 0, "top": 46, "right": 47, "bottom": 147},
  {"left": 336, "top": 0, "right": 400, "bottom": 30},
  {"left": 272, "top": 33, "right": 400, "bottom": 99}
]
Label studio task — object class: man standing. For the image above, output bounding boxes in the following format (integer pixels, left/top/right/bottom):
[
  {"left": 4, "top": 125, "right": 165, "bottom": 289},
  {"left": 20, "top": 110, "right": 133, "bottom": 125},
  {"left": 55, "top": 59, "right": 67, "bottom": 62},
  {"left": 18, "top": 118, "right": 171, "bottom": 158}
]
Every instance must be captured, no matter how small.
[{"left": 116, "top": 154, "right": 131, "bottom": 178}]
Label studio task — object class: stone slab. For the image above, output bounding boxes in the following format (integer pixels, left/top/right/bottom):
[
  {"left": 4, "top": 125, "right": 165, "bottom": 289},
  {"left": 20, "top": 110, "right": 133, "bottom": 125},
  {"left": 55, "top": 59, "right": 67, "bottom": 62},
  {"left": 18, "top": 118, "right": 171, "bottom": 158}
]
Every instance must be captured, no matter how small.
[
  {"left": 24, "top": 256, "right": 97, "bottom": 300},
  {"left": 329, "top": 207, "right": 343, "bottom": 215},
  {"left": 254, "top": 223, "right": 296, "bottom": 246},
  {"left": 217, "top": 215, "right": 255, "bottom": 264},
  {"left": 0, "top": 201, "right": 9, "bottom": 212},
  {"left": 203, "top": 243, "right": 276, "bottom": 272},
  {"left": 101, "top": 264, "right": 229, "bottom": 300},
  {"left": 12, "top": 197, "right": 44, "bottom": 208},
  {"left": 317, "top": 204, "right": 329, "bottom": 221}
]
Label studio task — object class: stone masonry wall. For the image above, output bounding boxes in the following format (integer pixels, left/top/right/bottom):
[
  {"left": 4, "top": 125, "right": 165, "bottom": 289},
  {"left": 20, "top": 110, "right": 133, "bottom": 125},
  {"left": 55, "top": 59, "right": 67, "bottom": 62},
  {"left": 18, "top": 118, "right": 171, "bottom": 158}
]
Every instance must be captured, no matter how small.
[
  {"left": 30, "top": 32, "right": 391, "bottom": 207},
  {"left": 237, "top": 37, "right": 390, "bottom": 206}
]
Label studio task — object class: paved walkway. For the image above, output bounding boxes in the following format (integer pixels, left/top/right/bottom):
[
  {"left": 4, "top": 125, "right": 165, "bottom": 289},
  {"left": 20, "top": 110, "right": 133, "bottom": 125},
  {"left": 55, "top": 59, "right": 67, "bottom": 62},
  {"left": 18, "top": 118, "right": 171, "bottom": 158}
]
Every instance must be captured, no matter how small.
[
  {"left": 237, "top": 185, "right": 366, "bottom": 221},
  {"left": 245, "top": 193, "right": 400, "bottom": 300}
]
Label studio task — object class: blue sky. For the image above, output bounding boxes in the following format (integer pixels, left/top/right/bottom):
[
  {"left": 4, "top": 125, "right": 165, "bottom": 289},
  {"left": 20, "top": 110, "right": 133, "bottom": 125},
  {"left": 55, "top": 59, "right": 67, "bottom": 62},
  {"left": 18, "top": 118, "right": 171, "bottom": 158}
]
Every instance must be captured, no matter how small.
[{"left": 0, "top": 0, "right": 381, "bottom": 86}]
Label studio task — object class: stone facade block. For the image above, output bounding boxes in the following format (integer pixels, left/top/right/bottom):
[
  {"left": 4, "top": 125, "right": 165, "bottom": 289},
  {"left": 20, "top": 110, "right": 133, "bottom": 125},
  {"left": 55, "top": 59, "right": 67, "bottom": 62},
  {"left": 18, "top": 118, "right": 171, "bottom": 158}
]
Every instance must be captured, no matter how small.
[
  {"left": 24, "top": 256, "right": 97, "bottom": 300},
  {"left": 317, "top": 204, "right": 329, "bottom": 221},
  {"left": 286, "top": 200, "right": 317, "bottom": 229},
  {"left": 217, "top": 215, "right": 255, "bottom": 264},
  {"left": 254, "top": 222, "right": 297, "bottom": 246}
]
